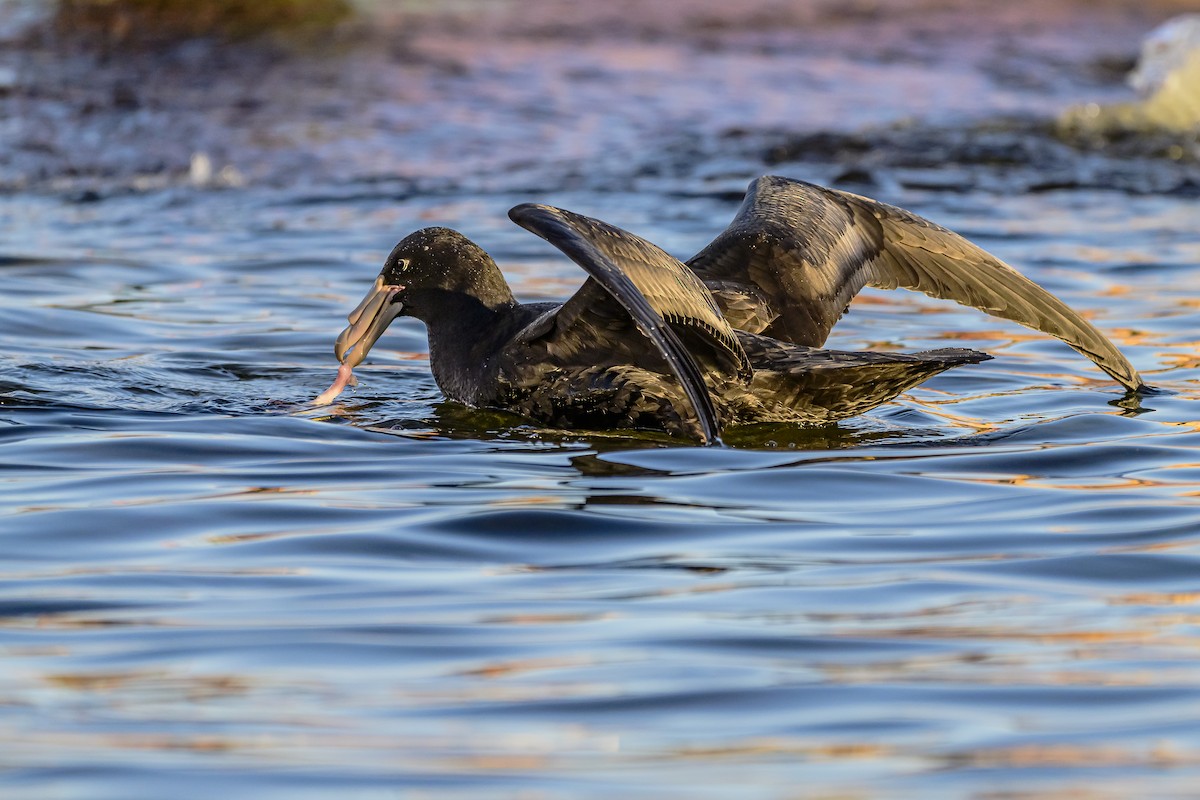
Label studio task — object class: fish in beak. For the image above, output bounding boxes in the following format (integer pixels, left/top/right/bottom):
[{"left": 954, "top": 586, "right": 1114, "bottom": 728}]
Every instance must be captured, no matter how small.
[{"left": 314, "top": 276, "right": 405, "bottom": 405}]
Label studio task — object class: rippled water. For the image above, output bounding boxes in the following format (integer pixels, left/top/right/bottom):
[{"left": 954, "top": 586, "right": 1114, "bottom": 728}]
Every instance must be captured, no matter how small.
[
  {"left": 4, "top": 5, "right": 1200, "bottom": 796},
  {"left": 4, "top": 179, "right": 1199, "bottom": 798}
]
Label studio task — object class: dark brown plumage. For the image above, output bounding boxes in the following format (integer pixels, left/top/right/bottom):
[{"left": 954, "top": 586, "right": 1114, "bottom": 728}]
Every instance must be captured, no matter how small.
[
  {"left": 317, "top": 177, "right": 1144, "bottom": 444},
  {"left": 690, "top": 175, "right": 1144, "bottom": 391}
]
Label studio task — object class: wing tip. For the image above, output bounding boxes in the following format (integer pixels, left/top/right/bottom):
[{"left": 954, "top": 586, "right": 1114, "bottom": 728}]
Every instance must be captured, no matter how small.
[
  {"left": 749, "top": 173, "right": 814, "bottom": 194},
  {"left": 508, "top": 202, "right": 551, "bottom": 225}
]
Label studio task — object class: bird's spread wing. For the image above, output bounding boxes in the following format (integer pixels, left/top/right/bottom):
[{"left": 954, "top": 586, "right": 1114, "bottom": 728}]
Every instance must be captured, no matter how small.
[
  {"left": 687, "top": 175, "right": 1144, "bottom": 392},
  {"left": 509, "top": 203, "right": 752, "bottom": 444}
]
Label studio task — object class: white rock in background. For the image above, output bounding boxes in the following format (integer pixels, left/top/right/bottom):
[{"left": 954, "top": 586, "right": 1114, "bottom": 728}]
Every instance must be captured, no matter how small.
[
  {"left": 1128, "top": 14, "right": 1200, "bottom": 97},
  {"left": 1059, "top": 13, "right": 1200, "bottom": 138},
  {"left": 189, "top": 152, "right": 214, "bottom": 187},
  {"left": 1131, "top": 15, "right": 1200, "bottom": 134}
]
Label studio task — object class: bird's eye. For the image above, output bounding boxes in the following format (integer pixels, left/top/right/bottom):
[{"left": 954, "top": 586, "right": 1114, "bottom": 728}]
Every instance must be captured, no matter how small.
[{"left": 398, "top": 259, "right": 410, "bottom": 271}]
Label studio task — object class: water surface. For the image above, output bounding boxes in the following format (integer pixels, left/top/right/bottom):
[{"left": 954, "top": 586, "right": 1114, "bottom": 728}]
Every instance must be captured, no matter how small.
[{"left": 2, "top": 4, "right": 1200, "bottom": 797}]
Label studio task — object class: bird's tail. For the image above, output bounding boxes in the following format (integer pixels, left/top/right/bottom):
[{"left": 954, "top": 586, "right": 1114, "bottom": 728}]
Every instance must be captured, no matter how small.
[{"left": 745, "top": 346, "right": 991, "bottom": 423}]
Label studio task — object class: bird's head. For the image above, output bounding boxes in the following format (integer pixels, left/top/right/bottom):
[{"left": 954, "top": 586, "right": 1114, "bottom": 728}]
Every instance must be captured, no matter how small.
[{"left": 332, "top": 227, "right": 511, "bottom": 367}]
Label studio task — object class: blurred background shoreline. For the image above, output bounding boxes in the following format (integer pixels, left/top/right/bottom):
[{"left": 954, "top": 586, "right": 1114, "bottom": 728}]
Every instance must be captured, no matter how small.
[{"left": 0, "top": 0, "right": 1196, "bottom": 197}]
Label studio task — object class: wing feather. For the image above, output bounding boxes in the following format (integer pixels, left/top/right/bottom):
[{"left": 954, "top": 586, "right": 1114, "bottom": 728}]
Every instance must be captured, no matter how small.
[
  {"left": 509, "top": 203, "right": 752, "bottom": 444},
  {"left": 689, "top": 175, "right": 1145, "bottom": 391}
]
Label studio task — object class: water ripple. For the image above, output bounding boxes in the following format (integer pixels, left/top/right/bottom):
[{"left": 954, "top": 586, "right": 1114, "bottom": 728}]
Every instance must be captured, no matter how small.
[{"left": 3, "top": 88, "right": 1200, "bottom": 800}]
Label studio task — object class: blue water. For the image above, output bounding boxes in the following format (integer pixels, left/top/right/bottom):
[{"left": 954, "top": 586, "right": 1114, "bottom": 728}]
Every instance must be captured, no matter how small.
[
  {"left": 4, "top": 4, "right": 1200, "bottom": 794},
  {"left": 2, "top": 180, "right": 1199, "bottom": 798}
]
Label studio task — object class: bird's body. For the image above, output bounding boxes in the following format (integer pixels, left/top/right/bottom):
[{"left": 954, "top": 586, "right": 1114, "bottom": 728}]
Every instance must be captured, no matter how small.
[
  {"left": 317, "top": 176, "right": 1144, "bottom": 444},
  {"left": 466, "top": 307, "right": 987, "bottom": 439}
]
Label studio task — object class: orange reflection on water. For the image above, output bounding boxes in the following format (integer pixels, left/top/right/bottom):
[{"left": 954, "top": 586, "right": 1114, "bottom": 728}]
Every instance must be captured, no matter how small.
[
  {"left": 47, "top": 670, "right": 251, "bottom": 700},
  {"left": 1110, "top": 591, "right": 1200, "bottom": 606},
  {"left": 975, "top": 473, "right": 1164, "bottom": 492},
  {"left": 673, "top": 738, "right": 893, "bottom": 761},
  {"left": 837, "top": 624, "right": 1172, "bottom": 647},
  {"left": 1160, "top": 350, "right": 1200, "bottom": 370},
  {"left": 458, "top": 653, "right": 606, "bottom": 679},
  {"left": 941, "top": 742, "right": 1195, "bottom": 769}
]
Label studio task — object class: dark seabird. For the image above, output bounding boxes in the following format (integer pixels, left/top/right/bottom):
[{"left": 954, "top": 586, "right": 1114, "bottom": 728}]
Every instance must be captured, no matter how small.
[{"left": 316, "top": 176, "right": 1145, "bottom": 444}]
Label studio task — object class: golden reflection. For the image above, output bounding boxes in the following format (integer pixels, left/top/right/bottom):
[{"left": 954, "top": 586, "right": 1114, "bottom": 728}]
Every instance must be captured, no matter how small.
[
  {"left": 207, "top": 530, "right": 311, "bottom": 545},
  {"left": 940, "top": 742, "right": 1194, "bottom": 769},
  {"left": 1111, "top": 591, "right": 1200, "bottom": 606},
  {"left": 1105, "top": 327, "right": 1162, "bottom": 348},
  {"left": 673, "top": 738, "right": 893, "bottom": 761},
  {"left": 859, "top": 340, "right": 906, "bottom": 352},
  {"left": 833, "top": 624, "right": 1177, "bottom": 647},
  {"left": 1161, "top": 352, "right": 1200, "bottom": 370},
  {"left": 503, "top": 261, "right": 589, "bottom": 298},
  {"left": 808, "top": 616, "right": 1200, "bottom": 685},
  {"left": 18, "top": 485, "right": 323, "bottom": 515},
  {"left": 46, "top": 670, "right": 251, "bottom": 699},
  {"left": 114, "top": 485, "right": 320, "bottom": 508},
  {"left": 26, "top": 617, "right": 169, "bottom": 630},
  {"left": 955, "top": 473, "right": 1166, "bottom": 492},
  {"left": 1105, "top": 538, "right": 1200, "bottom": 555},
  {"left": 934, "top": 328, "right": 1038, "bottom": 344},
  {"left": 458, "top": 654, "right": 603, "bottom": 679},
  {"left": 485, "top": 495, "right": 567, "bottom": 508},
  {"left": 370, "top": 427, "right": 440, "bottom": 439},
  {"left": 0, "top": 731, "right": 255, "bottom": 755},
  {"left": 447, "top": 754, "right": 549, "bottom": 771},
  {"left": 1162, "top": 420, "right": 1200, "bottom": 433},
  {"left": 853, "top": 294, "right": 941, "bottom": 309},
  {"left": 886, "top": 400, "right": 1000, "bottom": 434},
  {"left": 820, "top": 656, "right": 1199, "bottom": 688}
]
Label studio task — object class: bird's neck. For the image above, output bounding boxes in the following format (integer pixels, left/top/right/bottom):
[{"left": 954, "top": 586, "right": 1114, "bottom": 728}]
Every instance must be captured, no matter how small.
[{"left": 420, "top": 289, "right": 518, "bottom": 405}]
